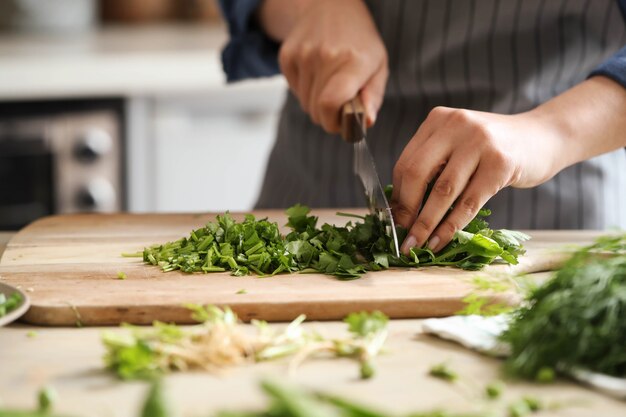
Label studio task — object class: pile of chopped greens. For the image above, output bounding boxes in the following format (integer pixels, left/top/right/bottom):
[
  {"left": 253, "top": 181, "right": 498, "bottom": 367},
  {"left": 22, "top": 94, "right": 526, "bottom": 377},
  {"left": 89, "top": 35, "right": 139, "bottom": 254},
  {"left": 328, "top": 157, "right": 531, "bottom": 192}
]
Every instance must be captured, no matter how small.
[
  {"left": 501, "top": 234, "right": 626, "bottom": 380},
  {"left": 0, "top": 291, "right": 23, "bottom": 317},
  {"left": 136, "top": 201, "right": 529, "bottom": 279},
  {"left": 102, "top": 305, "right": 388, "bottom": 380}
]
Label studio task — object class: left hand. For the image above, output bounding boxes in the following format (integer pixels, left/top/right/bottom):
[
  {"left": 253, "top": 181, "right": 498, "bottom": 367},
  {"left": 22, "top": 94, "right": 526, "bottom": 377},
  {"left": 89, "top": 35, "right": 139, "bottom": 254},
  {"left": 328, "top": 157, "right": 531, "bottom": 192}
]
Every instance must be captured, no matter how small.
[{"left": 390, "top": 106, "right": 566, "bottom": 255}]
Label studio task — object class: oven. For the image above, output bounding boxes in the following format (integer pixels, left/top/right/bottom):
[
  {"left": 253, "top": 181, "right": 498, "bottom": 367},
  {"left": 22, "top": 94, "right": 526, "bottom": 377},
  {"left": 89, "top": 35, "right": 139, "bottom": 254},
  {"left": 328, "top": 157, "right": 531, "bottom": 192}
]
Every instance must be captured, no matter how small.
[{"left": 0, "top": 99, "right": 125, "bottom": 230}]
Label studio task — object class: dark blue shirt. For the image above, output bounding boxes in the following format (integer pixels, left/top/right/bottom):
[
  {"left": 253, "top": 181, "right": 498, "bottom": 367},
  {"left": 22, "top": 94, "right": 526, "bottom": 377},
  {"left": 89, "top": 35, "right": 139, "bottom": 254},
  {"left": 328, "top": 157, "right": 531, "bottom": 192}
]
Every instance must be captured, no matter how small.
[
  {"left": 219, "top": 0, "right": 279, "bottom": 82},
  {"left": 218, "top": 0, "right": 626, "bottom": 89}
]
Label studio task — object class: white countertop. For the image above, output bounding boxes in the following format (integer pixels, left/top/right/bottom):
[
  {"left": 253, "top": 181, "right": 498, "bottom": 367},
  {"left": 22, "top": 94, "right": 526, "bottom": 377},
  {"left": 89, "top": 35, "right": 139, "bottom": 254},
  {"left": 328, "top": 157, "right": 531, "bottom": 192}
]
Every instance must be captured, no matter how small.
[
  {"left": 0, "top": 23, "right": 284, "bottom": 100},
  {"left": 2, "top": 233, "right": 626, "bottom": 416}
]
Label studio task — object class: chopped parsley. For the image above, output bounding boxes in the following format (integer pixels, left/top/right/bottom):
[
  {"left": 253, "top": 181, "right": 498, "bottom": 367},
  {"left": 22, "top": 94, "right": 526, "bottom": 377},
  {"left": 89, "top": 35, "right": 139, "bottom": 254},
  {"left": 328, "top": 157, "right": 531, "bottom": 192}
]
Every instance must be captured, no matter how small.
[
  {"left": 0, "top": 292, "right": 23, "bottom": 317},
  {"left": 138, "top": 202, "right": 528, "bottom": 279}
]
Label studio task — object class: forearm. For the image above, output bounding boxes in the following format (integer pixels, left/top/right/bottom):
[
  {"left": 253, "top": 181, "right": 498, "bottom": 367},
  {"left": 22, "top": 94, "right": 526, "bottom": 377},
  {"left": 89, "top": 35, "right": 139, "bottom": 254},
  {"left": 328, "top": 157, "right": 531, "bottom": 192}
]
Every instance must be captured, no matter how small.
[
  {"left": 530, "top": 76, "right": 626, "bottom": 171},
  {"left": 257, "top": 0, "right": 313, "bottom": 42}
]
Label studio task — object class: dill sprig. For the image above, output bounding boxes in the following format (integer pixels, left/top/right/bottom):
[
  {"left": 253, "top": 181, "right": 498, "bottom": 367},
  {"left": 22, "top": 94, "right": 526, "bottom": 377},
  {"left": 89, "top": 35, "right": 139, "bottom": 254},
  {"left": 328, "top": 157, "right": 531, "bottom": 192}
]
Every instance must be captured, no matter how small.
[{"left": 501, "top": 233, "right": 626, "bottom": 380}]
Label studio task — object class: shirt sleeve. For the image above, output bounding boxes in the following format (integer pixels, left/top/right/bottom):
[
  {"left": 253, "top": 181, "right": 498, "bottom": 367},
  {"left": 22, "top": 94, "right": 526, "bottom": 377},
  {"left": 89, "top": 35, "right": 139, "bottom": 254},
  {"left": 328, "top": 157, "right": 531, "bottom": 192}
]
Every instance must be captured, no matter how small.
[
  {"left": 218, "top": 0, "right": 281, "bottom": 82},
  {"left": 589, "top": 45, "right": 626, "bottom": 89}
]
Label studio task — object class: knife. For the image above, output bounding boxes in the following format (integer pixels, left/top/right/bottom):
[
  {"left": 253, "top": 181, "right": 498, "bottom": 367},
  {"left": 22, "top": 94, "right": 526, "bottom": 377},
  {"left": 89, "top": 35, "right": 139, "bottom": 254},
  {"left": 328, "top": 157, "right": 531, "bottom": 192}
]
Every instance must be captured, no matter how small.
[{"left": 341, "top": 97, "right": 401, "bottom": 257}]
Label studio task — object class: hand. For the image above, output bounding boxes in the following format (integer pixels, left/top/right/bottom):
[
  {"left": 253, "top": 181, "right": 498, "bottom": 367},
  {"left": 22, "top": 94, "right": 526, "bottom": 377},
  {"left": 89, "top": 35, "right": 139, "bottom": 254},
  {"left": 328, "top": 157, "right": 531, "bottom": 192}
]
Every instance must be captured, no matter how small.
[
  {"left": 391, "top": 106, "right": 567, "bottom": 255},
  {"left": 391, "top": 77, "right": 626, "bottom": 255},
  {"left": 273, "top": 0, "right": 388, "bottom": 133}
]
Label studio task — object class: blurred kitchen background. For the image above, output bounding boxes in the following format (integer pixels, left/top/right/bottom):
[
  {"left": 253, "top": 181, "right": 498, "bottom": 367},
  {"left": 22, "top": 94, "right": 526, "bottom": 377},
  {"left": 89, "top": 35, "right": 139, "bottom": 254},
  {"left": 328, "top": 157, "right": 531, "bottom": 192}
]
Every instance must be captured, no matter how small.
[{"left": 0, "top": 0, "right": 286, "bottom": 230}]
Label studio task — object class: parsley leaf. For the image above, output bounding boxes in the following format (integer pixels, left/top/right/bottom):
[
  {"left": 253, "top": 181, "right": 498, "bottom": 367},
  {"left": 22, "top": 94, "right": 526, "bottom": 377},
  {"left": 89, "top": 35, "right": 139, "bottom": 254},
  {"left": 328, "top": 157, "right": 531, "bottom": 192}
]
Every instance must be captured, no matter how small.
[
  {"left": 428, "top": 363, "right": 459, "bottom": 382},
  {"left": 0, "top": 292, "right": 23, "bottom": 317},
  {"left": 344, "top": 311, "right": 388, "bottom": 337}
]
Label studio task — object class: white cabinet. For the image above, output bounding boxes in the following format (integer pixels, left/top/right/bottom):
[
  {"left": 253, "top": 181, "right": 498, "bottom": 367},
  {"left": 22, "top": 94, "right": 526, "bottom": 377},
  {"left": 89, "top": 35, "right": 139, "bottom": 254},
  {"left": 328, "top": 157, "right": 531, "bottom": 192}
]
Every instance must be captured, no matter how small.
[{"left": 127, "top": 78, "right": 287, "bottom": 213}]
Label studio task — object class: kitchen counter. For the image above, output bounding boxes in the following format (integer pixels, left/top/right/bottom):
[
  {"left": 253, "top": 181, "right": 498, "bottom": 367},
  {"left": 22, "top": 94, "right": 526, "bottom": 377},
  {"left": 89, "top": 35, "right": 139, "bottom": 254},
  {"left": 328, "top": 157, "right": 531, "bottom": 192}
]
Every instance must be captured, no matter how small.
[
  {"left": 0, "top": 24, "right": 287, "bottom": 214},
  {"left": 0, "top": 24, "right": 285, "bottom": 100},
  {"left": 0, "top": 232, "right": 624, "bottom": 417}
]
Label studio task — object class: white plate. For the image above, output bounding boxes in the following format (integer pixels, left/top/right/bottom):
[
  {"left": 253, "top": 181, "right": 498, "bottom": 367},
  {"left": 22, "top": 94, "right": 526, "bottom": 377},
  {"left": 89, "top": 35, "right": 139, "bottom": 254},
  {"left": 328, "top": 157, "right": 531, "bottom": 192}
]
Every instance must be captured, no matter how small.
[{"left": 0, "top": 282, "right": 30, "bottom": 327}]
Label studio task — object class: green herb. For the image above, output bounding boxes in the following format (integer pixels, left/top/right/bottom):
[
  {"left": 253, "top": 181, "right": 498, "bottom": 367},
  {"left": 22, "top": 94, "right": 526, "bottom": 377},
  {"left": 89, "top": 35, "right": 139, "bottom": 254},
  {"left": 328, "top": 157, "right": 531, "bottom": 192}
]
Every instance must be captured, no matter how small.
[
  {"left": 63, "top": 302, "right": 83, "bottom": 328},
  {"left": 359, "top": 360, "right": 375, "bottom": 380},
  {"left": 27, "top": 331, "right": 38, "bottom": 338},
  {"left": 584, "top": 233, "right": 626, "bottom": 252},
  {"left": 485, "top": 381, "right": 505, "bottom": 400},
  {"left": 235, "top": 289, "right": 247, "bottom": 294},
  {"left": 456, "top": 275, "right": 519, "bottom": 316},
  {"left": 534, "top": 367, "right": 555, "bottom": 383},
  {"left": 0, "top": 412, "right": 72, "bottom": 417},
  {"left": 0, "top": 292, "right": 23, "bottom": 317},
  {"left": 239, "top": 381, "right": 548, "bottom": 417},
  {"left": 102, "top": 306, "right": 388, "bottom": 380},
  {"left": 501, "top": 233, "right": 626, "bottom": 380},
  {"left": 140, "top": 381, "right": 172, "bottom": 417},
  {"left": 341, "top": 311, "right": 389, "bottom": 379},
  {"left": 231, "top": 380, "right": 490, "bottom": 417},
  {"left": 456, "top": 293, "right": 514, "bottom": 317},
  {"left": 37, "top": 387, "right": 56, "bottom": 414},
  {"left": 429, "top": 363, "right": 458, "bottom": 382},
  {"left": 344, "top": 310, "right": 388, "bottom": 337},
  {"left": 507, "top": 397, "right": 542, "bottom": 417},
  {"left": 0, "top": 380, "right": 550, "bottom": 417},
  {"left": 469, "top": 275, "right": 513, "bottom": 293},
  {"left": 137, "top": 200, "right": 528, "bottom": 279},
  {"left": 116, "top": 271, "right": 127, "bottom": 280}
]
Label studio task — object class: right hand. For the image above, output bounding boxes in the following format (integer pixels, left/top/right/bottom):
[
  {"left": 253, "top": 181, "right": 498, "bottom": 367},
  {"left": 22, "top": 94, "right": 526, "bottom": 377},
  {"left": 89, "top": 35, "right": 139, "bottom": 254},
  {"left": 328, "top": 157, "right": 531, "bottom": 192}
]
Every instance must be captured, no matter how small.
[{"left": 274, "top": 0, "right": 388, "bottom": 134}]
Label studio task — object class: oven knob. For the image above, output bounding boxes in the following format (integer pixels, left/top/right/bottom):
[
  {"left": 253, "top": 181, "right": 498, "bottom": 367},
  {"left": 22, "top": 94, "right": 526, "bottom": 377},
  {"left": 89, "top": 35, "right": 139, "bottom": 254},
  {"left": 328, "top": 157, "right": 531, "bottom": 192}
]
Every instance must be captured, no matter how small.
[
  {"left": 74, "top": 129, "right": 113, "bottom": 163},
  {"left": 76, "top": 178, "right": 116, "bottom": 211}
]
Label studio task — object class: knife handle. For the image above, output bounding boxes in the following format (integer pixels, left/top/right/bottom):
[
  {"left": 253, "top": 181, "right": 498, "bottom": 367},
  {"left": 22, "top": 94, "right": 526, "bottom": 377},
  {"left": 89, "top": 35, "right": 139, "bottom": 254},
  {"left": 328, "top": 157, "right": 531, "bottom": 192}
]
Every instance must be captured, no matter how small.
[{"left": 340, "top": 96, "right": 366, "bottom": 143}]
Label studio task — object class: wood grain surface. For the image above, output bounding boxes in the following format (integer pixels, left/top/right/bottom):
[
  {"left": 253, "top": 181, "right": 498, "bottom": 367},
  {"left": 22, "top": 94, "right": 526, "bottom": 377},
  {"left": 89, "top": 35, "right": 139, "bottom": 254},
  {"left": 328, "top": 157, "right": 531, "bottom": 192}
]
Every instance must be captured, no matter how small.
[{"left": 0, "top": 210, "right": 601, "bottom": 326}]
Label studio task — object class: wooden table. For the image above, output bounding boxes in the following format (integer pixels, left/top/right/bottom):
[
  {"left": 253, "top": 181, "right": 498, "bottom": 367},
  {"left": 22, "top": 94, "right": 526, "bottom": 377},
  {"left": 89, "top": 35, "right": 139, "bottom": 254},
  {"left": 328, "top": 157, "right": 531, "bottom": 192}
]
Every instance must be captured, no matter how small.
[{"left": 0, "top": 232, "right": 624, "bottom": 417}]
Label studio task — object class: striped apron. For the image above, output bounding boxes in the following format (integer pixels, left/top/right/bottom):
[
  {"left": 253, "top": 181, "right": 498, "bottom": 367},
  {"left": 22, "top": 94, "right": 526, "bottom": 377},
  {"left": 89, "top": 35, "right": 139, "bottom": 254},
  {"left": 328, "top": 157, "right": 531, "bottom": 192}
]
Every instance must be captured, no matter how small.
[{"left": 256, "top": 0, "right": 626, "bottom": 230}]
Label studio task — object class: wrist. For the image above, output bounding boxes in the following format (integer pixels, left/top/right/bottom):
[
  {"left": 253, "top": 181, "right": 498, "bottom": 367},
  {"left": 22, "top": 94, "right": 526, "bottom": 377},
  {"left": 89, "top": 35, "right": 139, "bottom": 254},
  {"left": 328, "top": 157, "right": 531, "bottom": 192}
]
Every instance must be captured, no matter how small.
[
  {"left": 512, "top": 109, "right": 571, "bottom": 186},
  {"left": 257, "top": 0, "right": 315, "bottom": 41},
  {"left": 531, "top": 100, "right": 588, "bottom": 174},
  {"left": 527, "top": 76, "right": 626, "bottom": 171}
]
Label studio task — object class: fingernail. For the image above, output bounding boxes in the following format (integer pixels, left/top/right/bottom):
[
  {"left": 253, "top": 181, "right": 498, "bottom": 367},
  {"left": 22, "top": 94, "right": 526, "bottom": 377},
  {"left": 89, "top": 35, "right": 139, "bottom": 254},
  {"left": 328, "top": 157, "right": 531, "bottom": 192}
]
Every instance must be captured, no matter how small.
[
  {"left": 366, "top": 113, "right": 376, "bottom": 127},
  {"left": 427, "top": 236, "right": 440, "bottom": 251},
  {"left": 367, "top": 104, "right": 377, "bottom": 126},
  {"left": 401, "top": 235, "right": 417, "bottom": 255}
]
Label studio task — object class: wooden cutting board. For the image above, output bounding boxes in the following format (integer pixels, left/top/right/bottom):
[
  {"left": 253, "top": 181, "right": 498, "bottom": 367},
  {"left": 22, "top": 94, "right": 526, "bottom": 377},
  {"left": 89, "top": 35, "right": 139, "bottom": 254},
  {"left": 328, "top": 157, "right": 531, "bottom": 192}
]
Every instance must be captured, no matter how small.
[{"left": 0, "top": 210, "right": 601, "bottom": 326}]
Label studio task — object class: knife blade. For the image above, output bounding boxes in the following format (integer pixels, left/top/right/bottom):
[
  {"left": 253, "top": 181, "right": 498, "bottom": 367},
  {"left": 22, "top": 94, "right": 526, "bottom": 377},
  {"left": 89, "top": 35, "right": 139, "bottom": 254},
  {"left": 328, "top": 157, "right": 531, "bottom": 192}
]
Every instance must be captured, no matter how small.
[{"left": 341, "top": 97, "right": 401, "bottom": 258}]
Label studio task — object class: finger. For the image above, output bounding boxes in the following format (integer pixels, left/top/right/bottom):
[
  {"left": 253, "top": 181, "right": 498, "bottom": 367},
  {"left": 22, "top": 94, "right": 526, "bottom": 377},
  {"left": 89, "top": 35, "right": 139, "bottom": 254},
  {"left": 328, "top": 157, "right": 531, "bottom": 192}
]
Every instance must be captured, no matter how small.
[
  {"left": 308, "top": 53, "right": 346, "bottom": 128},
  {"left": 428, "top": 164, "right": 502, "bottom": 252},
  {"left": 296, "top": 49, "right": 316, "bottom": 116},
  {"left": 392, "top": 138, "right": 452, "bottom": 231},
  {"left": 306, "top": 69, "right": 326, "bottom": 125},
  {"left": 278, "top": 44, "right": 299, "bottom": 96},
  {"left": 400, "top": 149, "right": 480, "bottom": 255},
  {"left": 391, "top": 107, "right": 451, "bottom": 208},
  {"left": 317, "top": 62, "right": 375, "bottom": 134},
  {"left": 360, "top": 61, "right": 388, "bottom": 127},
  {"left": 394, "top": 107, "right": 454, "bottom": 173}
]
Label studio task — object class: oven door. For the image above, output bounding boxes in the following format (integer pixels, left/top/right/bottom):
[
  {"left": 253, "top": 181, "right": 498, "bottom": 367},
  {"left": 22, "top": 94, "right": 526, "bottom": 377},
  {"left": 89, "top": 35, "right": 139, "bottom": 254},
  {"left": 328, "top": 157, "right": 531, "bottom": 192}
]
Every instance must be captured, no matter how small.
[{"left": 0, "top": 137, "right": 54, "bottom": 230}]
